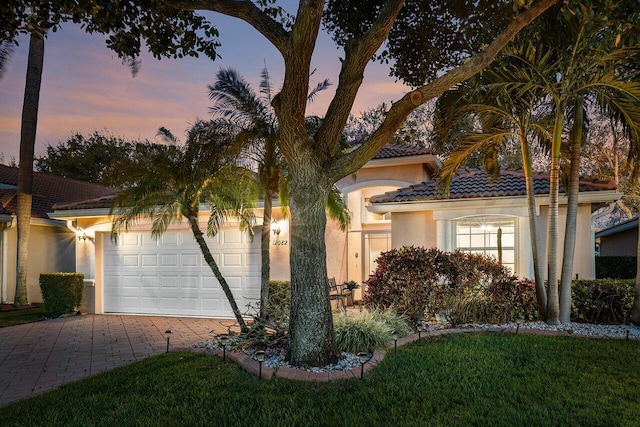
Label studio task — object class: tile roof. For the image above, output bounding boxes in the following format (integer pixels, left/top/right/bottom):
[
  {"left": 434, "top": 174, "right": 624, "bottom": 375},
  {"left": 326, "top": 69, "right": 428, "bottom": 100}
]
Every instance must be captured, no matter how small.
[
  {"left": 370, "top": 168, "right": 617, "bottom": 203},
  {"left": 0, "top": 165, "right": 114, "bottom": 218},
  {"left": 372, "top": 143, "right": 433, "bottom": 159}
]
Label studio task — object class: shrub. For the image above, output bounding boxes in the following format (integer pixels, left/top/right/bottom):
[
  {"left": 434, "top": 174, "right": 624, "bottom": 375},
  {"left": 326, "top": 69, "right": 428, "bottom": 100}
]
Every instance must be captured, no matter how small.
[
  {"left": 364, "top": 246, "right": 537, "bottom": 324},
  {"left": 333, "top": 311, "right": 392, "bottom": 353},
  {"left": 39, "top": 273, "right": 84, "bottom": 317},
  {"left": 571, "top": 279, "right": 635, "bottom": 324},
  {"left": 595, "top": 256, "right": 637, "bottom": 279},
  {"left": 363, "top": 246, "right": 441, "bottom": 322}
]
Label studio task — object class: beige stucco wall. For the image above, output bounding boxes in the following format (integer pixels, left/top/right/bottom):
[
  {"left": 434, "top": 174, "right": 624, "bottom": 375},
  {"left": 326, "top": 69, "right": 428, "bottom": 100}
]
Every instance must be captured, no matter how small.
[
  {"left": 1, "top": 223, "right": 75, "bottom": 304},
  {"left": 386, "top": 202, "right": 597, "bottom": 281},
  {"left": 537, "top": 204, "right": 595, "bottom": 280},
  {"left": 391, "top": 211, "right": 437, "bottom": 249}
]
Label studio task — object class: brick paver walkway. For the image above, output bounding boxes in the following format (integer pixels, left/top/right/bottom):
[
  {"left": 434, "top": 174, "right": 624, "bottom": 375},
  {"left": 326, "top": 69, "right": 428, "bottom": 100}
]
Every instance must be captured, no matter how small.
[{"left": 0, "top": 314, "right": 234, "bottom": 407}]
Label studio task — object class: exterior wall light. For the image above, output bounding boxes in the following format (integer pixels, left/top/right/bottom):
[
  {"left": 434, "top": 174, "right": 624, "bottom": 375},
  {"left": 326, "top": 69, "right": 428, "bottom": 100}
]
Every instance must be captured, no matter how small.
[{"left": 271, "top": 219, "right": 281, "bottom": 236}]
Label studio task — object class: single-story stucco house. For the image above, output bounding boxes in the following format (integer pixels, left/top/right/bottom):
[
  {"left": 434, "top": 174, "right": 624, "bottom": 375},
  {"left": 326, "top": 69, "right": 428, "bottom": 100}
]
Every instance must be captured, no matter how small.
[
  {"left": 44, "top": 144, "right": 621, "bottom": 318},
  {"left": 0, "top": 164, "right": 114, "bottom": 304},
  {"left": 595, "top": 217, "right": 638, "bottom": 257}
]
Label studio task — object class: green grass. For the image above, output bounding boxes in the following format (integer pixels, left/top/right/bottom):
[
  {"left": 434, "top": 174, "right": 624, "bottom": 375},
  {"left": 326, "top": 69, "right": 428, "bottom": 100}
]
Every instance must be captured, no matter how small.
[
  {"left": 0, "top": 305, "right": 47, "bottom": 328},
  {"left": 1, "top": 333, "right": 639, "bottom": 426}
]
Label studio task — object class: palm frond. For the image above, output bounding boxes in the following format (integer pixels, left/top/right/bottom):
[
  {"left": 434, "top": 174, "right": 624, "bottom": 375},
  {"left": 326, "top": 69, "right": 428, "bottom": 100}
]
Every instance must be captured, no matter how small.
[
  {"left": 121, "top": 55, "right": 141, "bottom": 78},
  {"left": 0, "top": 41, "right": 13, "bottom": 79},
  {"left": 327, "top": 185, "right": 351, "bottom": 231},
  {"left": 307, "top": 78, "right": 332, "bottom": 103}
]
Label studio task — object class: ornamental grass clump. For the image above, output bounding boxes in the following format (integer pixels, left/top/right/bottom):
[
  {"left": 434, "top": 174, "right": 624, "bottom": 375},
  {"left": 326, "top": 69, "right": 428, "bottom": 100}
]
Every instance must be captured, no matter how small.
[
  {"left": 333, "top": 311, "right": 392, "bottom": 353},
  {"left": 370, "top": 306, "right": 412, "bottom": 337}
]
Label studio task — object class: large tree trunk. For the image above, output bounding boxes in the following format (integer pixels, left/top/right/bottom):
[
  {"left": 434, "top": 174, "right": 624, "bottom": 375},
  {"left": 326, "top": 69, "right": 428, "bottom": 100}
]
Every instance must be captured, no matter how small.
[
  {"left": 15, "top": 32, "right": 45, "bottom": 308},
  {"left": 559, "top": 96, "right": 584, "bottom": 323},
  {"left": 260, "top": 192, "right": 273, "bottom": 320},
  {"left": 186, "top": 216, "right": 248, "bottom": 332},
  {"left": 286, "top": 174, "right": 338, "bottom": 367},
  {"left": 546, "top": 113, "right": 564, "bottom": 325},
  {"left": 521, "top": 135, "right": 546, "bottom": 319}
]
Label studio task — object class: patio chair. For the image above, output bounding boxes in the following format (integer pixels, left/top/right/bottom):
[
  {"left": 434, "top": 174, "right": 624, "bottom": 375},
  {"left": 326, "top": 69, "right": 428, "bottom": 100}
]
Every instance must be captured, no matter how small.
[{"left": 328, "top": 277, "right": 352, "bottom": 310}]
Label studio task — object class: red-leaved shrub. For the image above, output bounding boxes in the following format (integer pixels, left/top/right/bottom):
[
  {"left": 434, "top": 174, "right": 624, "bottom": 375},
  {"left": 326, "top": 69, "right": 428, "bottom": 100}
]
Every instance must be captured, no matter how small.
[{"left": 364, "top": 246, "right": 538, "bottom": 324}]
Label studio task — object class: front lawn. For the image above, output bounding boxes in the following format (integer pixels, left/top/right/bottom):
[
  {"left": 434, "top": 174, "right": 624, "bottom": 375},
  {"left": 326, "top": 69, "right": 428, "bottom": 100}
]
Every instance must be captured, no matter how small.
[
  {"left": 1, "top": 333, "right": 638, "bottom": 426},
  {"left": 0, "top": 305, "right": 47, "bottom": 328}
]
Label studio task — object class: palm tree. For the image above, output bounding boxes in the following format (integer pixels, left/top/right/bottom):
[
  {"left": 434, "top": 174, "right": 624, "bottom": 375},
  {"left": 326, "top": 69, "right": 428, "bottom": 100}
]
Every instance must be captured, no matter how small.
[
  {"left": 107, "top": 121, "right": 258, "bottom": 332},
  {"left": 433, "top": 49, "right": 553, "bottom": 318},
  {"left": 208, "top": 67, "right": 350, "bottom": 323},
  {"left": 434, "top": 0, "right": 640, "bottom": 324}
]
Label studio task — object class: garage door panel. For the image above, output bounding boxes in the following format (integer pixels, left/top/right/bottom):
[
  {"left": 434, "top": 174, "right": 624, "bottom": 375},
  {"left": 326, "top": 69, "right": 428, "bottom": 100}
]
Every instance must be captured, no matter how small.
[
  {"left": 103, "top": 228, "right": 260, "bottom": 317},
  {"left": 223, "top": 253, "right": 243, "bottom": 267},
  {"left": 122, "top": 233, "right": 139, "bottom": 246},
  {"left": 141, "top": 255, "right": 158, "bottom": 267},
  {"left": 180, "top": 254, "right": 199, "bottom": 267},
  {"left": 161, "top": 254, "right": 178, "bottom": 266},
  {"left": 141, "top": 297, "right": 159, "bottom": 310}
]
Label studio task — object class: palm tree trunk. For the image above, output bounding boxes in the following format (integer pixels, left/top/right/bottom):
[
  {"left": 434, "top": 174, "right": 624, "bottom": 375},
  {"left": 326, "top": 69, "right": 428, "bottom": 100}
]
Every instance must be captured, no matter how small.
[
  {"left": 521, "top": 135, "right": 546, "bottom": 318},
  {"left": 15, "top": 31, "right": 45, "bottom": 308},
  {"left": 546, "top": 112, "right": 564, "bottom": 325},
  {"left": 186, "top": 216, "right": 248, "bottom": 332},
  {"left": 286, "top": 176, "right": 339, "bottom": 367},
  {"left": 260, "top": 192, "right": 273, "bottom": 320},
  {"left": 559, "top": 96, "right": 584, "bottom": 323}
]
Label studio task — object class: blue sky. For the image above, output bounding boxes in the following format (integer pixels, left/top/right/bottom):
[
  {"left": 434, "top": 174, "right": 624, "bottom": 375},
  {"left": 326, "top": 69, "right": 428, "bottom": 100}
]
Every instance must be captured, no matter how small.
[{"left": 0, "top": 9, "right": 411, "bottom": 161}]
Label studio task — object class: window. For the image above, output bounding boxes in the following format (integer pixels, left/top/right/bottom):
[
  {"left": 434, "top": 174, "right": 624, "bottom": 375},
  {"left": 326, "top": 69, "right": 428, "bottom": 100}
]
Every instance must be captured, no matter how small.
[
  {"left": 455, "top": 216, "right": 516, "bottom": 272},
  {"left": 362, "top": 197, "right": 391, "bottom": 223}
]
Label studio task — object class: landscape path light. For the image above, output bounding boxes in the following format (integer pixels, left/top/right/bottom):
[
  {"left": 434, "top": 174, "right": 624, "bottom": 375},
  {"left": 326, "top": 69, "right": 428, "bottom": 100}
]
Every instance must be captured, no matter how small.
[
  {"left": 256, "top": 350, "right": 265, "bottom": 380},
  {"left": 417, "top": 321, "right": 425, "bottom": 339},
  {"left": 356, "top": 352, "right": 371, "bottom": 379},
  {"left": 392, "top": 331, "right": 399, "bottom": 355},
  {"left": 219, "top": 334, "right": 229, "bottom": 362},
  {"left": 165, "top": 330, "right": 172, "bottom": 353}
]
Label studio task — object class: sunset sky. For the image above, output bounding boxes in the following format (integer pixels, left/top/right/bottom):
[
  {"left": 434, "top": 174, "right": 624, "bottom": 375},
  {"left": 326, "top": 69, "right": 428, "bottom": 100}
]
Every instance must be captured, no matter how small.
[{"left": 0, "top": 9, "right": 411, "bottom": 161}]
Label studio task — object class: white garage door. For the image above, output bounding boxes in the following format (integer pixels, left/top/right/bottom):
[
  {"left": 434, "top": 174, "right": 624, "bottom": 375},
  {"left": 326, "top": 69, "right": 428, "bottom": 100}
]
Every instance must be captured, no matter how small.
[{"left": 103, "top": 228, "right": 261, "bottom": 318}]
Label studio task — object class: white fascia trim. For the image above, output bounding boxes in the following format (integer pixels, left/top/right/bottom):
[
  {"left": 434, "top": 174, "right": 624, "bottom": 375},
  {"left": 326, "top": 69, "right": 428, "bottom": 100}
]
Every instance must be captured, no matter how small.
[
  {"left": 368, "top": 191, "right": 622, "bottom": 214},
  {"left": 49, "top": 208, "right": 112, "bottom": 219},
  {"left": 32, "top": 217, "right": 68, "bottom": 228},
  {"left": 361, "top": 154, "right": 437, "bottom": 169}
]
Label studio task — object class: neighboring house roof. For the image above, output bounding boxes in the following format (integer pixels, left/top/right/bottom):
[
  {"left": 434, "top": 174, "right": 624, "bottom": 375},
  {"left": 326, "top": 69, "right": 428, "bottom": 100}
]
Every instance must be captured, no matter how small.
[
  {"left": 372, "top": 143, "right": 432, "bottom": 159},
  {"left": 52, "top": 193, "right": 117, "bottom": 211},
  {"left": 595, "top": 217, "right": 638, "bottom": 239},
  {"left": 370, "top": 168, "right": 617, "bottom": 203},
  {"left": 0, "top": 165, "right": 114, "bottom": 219}
]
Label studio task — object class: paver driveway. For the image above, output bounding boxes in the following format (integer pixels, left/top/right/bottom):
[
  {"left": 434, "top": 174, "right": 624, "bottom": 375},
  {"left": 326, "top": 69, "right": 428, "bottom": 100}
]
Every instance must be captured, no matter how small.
[{"left": 0, "top": 314, "right": 234, "bottom": 407}]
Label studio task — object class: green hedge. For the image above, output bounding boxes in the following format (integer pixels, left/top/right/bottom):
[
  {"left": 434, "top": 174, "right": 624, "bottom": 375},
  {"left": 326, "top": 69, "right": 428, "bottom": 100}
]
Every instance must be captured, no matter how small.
[
  {"left": 571, "top": 279, "right": 635, "bottom": 324},
  {"left": 39, "top": 273, "right": 85, "bottom": 317},
  {"left": 595, "top": 256, "right": 636, "bottom": 279}
]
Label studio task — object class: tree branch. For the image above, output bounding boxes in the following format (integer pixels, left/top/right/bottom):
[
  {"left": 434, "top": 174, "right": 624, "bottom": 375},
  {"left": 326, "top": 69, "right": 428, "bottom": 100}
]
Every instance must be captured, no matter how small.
[
  {"left": 317, "top": 0, "right": 405, "bottom": 158},
  {"left": 328, "top": 0, "right": 561, "bottom": 181},
  {"left": 272, "top": 0, "right": 325, "bottom": 163},
  {"left": 161, "top": 0, "right": 290, "bottom": 53}
]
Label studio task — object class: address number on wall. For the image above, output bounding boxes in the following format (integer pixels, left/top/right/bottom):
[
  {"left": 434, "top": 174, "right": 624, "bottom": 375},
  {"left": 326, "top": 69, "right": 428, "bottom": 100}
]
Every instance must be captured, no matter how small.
[{"left": 272, "top": 240, "right": 288, "bottom": 246}]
